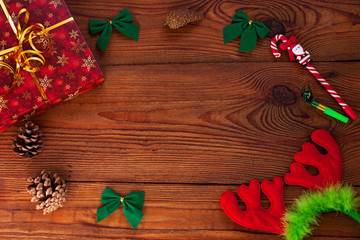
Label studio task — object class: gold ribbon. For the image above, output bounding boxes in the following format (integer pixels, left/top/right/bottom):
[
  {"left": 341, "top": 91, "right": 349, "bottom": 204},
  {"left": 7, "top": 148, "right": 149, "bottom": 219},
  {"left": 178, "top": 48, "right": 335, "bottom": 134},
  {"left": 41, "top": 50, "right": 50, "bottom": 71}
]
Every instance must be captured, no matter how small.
[{"left": 0, "top": 0, "right": 74, "bottom": 102}]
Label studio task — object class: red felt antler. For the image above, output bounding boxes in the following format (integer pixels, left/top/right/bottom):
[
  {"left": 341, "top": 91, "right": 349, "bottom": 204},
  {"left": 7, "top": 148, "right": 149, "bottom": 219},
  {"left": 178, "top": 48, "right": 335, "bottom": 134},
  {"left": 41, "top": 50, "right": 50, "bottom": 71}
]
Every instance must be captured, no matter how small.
[
  {"left": 220, "top": 177, "right": 286, "bottom": 234},
  {"left": 284, "top": 129, "right": 342, "bottom": 189}
]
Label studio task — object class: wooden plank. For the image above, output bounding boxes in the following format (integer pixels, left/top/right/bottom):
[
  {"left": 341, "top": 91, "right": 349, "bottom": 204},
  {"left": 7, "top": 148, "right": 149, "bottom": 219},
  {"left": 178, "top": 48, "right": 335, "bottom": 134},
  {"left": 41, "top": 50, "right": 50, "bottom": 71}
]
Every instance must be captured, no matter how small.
[
  {"left": 1, "top": 227, "right": 359, "bottom": 240},
  {"left": 1, "top": 0, "right": 359, "bottom": 238},
  {"left": 0, "top": 180, "right": 359, "bottom": 239},
  {"left": 0, "top": 62, "right": 359, "bottom": 184},
  {"left": 65, "top": 0, "right": 360, "bottom": 64}
]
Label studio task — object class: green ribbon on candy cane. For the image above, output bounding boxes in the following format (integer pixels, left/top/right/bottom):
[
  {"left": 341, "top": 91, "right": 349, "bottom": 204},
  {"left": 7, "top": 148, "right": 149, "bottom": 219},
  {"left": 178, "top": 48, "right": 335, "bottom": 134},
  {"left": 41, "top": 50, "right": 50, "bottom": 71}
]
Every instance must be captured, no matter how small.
[
  {"left": 89, "top": 9, "right": 139, "bottom": 51},
  {"left": 223, "top": 10, "right": 269, "bottom": 52},
  {"left": 97, "top": 187, "right": 144, "bottom": 229}
]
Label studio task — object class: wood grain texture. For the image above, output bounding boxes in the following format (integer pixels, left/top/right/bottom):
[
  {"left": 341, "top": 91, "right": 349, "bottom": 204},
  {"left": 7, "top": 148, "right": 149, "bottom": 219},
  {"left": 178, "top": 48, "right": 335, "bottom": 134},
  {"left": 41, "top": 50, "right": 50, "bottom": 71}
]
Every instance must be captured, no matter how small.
[
  {"left": 68, "top": 0, "right": 360, "bottom": 65},
  {"left": 0, "top": 63, "right": 359, "bottom": 185},
  {"left": 0, "top": 180, "right": 359, "bottom": 239},
  {"left": 0, "top": 0, "right": 359, "bottom": 239}
]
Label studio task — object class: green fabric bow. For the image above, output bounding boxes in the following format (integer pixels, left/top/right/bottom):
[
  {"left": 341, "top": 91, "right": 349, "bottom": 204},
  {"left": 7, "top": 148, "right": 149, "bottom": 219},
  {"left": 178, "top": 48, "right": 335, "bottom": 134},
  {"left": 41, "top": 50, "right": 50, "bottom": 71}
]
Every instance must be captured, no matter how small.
[
  {"left": 89, "top": 9, "right": 139, "bottom": 51},
  {"left": 97, "top": 187, "right": 144, "bottom": 229},
  {"left": 223, "top": 10, "right": 269, "bottom": 52}
]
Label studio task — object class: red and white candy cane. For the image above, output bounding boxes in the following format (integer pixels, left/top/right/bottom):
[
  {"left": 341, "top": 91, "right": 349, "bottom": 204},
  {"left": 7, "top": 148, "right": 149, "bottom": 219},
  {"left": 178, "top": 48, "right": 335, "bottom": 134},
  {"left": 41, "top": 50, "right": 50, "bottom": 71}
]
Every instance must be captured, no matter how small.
[
  {"left": 271, "top": 34, "right": 288, "bottom": 58},
  {"left": 271, "top": 34, "right": 357, "bottom": 121}
]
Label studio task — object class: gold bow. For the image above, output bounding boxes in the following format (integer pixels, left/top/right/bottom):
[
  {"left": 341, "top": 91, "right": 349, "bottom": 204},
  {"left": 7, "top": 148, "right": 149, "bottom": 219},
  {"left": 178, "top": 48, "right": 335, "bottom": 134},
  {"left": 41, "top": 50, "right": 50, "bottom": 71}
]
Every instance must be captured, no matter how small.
[{"left": 0, "top": 0, "right": 73, "bottom": 102}]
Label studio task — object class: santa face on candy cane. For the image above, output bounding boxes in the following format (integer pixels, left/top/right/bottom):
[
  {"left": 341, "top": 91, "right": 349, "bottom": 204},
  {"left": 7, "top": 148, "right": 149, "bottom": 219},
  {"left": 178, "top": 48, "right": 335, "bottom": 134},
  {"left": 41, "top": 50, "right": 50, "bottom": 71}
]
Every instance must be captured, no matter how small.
[
  {"left": 291, "top": 44, "right": 312, "bottom": 67},
  {"left": 270, "top": 34, "right": 358, "bottom": 120}
]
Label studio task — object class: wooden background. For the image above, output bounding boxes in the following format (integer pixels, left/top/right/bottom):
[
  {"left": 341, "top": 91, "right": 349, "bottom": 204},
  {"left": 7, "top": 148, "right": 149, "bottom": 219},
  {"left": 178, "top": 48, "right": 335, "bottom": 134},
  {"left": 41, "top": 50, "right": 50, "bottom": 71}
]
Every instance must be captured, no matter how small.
[{"left": 0, "top": 0, "right": 360, "bottom": 239}]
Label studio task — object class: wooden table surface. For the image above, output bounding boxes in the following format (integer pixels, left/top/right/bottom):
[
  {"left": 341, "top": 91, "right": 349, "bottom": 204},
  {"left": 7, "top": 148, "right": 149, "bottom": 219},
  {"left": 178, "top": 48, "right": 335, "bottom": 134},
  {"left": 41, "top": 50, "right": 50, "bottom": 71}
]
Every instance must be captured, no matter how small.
[{"left": 0, "top": 0, "right": 360, "bottom": 239}]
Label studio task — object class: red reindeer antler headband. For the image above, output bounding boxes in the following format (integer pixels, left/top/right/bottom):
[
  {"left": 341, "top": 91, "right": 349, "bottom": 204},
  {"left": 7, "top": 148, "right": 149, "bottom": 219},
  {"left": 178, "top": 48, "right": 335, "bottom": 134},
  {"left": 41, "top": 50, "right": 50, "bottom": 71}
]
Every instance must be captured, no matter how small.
[
  {"left": 221, "top": 177, "right": 285, "bottom": 234},
  {"left": 220, "top": 129, "right": 359, "bottom": 239}
]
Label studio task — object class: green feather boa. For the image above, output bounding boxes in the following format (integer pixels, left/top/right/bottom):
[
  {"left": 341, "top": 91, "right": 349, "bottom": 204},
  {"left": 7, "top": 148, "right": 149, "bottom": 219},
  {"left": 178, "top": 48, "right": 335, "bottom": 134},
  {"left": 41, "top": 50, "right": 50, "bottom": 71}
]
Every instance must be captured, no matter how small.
[{"left": 283, "top": 184, "right": 360, "bottom": 240}]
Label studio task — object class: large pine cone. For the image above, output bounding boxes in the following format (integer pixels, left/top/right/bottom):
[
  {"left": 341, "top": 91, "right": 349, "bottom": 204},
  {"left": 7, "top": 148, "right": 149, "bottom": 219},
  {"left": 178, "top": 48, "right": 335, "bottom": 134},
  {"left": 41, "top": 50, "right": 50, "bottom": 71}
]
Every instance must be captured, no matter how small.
[
  {"left": 13, "top": 121, "right": 42, "bottom": 158},
  {"left": 165, "top": 9, "right": 203, "bottom": 29},
  {"left": 27, "top": 170, "right": 67, "bottom": 214}
]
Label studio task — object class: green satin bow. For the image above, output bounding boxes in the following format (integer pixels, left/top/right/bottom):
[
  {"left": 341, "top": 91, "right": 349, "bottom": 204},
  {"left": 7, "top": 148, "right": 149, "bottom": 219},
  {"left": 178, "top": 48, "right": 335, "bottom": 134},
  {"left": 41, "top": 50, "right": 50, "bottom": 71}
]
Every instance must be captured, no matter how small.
[
  {"left": 89, "top": 9, "right": 139, "bottom": 51},
  {"left": 97, "top": 187, "right": 144, "bottom": 229},
  {"left": 223, "top": 10, "right": 269, "bottom": 52}
]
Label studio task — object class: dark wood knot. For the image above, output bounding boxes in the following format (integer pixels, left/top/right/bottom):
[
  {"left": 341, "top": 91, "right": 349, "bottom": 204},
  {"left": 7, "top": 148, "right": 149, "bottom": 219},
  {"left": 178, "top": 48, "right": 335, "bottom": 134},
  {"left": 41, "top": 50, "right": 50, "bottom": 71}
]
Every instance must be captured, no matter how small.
[
  {"left": 272, "top": 85, "right": 297, "bottom": 105},
  {"left": 263, "top": 20, "right": 285, "bottom": 39}
]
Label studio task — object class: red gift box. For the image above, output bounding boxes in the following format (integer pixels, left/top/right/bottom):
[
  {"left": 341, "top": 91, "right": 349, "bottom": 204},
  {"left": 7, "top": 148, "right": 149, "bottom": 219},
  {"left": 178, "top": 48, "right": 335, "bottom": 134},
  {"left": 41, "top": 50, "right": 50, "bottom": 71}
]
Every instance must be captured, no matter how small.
[{"left": 0, "top": 0, "right": 104, "bottom": 132}]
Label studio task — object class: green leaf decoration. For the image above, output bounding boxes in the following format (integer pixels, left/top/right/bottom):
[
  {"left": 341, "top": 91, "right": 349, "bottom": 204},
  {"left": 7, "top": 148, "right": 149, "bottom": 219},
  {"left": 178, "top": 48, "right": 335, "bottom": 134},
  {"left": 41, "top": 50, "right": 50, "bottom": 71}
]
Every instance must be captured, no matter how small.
[
  {"left": 97, "top": 187, "right": 144, "bottom": 230},
  {"left": 89, "top": 9, "right": 139, "bottom": 51},
  {"left": 223, "top": 10, "right": 269, "bottom": 52}
]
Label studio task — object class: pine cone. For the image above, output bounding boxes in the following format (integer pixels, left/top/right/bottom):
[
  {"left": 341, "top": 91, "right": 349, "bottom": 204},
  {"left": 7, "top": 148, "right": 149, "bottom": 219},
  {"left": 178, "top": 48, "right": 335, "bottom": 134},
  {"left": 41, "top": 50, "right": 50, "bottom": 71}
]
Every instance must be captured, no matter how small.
[
  {"left": 27, "top": 170, "right": 67, "bottom": 215},
  {"left": 165, "top": 9, "right": 203, "bottom": 29},
  {"left": 13, "top": 121, "right": 42, "bottom": 158}
]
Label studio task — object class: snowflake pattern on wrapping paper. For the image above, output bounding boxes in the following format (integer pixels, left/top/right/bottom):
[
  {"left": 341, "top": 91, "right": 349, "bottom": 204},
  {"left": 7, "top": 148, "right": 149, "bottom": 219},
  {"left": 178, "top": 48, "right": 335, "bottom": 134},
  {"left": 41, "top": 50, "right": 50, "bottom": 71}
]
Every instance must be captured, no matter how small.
[
  {"left": 48, "top": 65, "right": 55, "bottom": 71},
  {"left": 82, "top": 55, "right": 96, "bottom": 71},
  {"left": 36, "top": 96, "right": 43, "bottom": 103},
  {"left": 69, "top": 30, "right": 79, "bottom": 39},
  {"left": 44, "top": 20, "right": 51, "bottom": 28},
  {"left": 48, "top": 43, "right": 58, "bottom": 56},
  {"left": 58, "top": 33, "right": 65, "bottom": 40},
  {"left": 65, "top": 89, "right": 79, "bottom": 101},
  {"left": 2, "top": 0, "right": 10, "bottom": 7},
  {"left": 0, "top": 97, "right": 8, "bottom": 112},
  {"left": 71, "top": 58, "right": 81, "bottom": 68},
  {"left": 49, "top": 0, "right": 62, "bottom": 8},
  {"left": 57, "top": 53, "right": 69, "bottom": 67},
  {"left": 33, "top": 8, "right": 42, "bottom": 16},
  {"left": 66, "top": 71, "right": 75, "bottom": 80},
  {"left": 35, "top": 35, "right": 49, "bottom": 49},
  {"left": 0, "top": 40, "right": 6, "bottom": 50},
  {"left": 14, "top": 74, "right": 25, "bottom": 87},
  {"left": 24, "top": 107, "right": 37, "bottom": 120},
  {"left": 22, "top": 91, "right": 31, "bottom": 100},
  {"left": 5, "top": 12, "right": 17, "bottom": 24},
  {"left": 39, "top": 75, "right": 53, "bottom": 90},
  {"left": 70, "top": 39, "right": 85, "bottom": 54}
]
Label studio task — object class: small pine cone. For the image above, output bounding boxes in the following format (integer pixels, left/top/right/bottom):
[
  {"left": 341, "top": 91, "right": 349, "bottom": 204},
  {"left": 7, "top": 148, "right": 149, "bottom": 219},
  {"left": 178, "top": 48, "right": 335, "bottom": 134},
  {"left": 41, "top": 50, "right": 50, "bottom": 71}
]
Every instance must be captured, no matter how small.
[
  {"left": 27, "top": 170, "right": 67, "bottom": 215},
  {"left": 31, "top": 196, "right": 39, "bottom": 202},
  {"left": 27, "top": 187, "right": 36, "bottom": 195},
  {"left": 13, "top": 121, "right": 42, "bottom": 158},
  {"left": 165, "top": 9, "right": 203, "bottom": 29}
]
